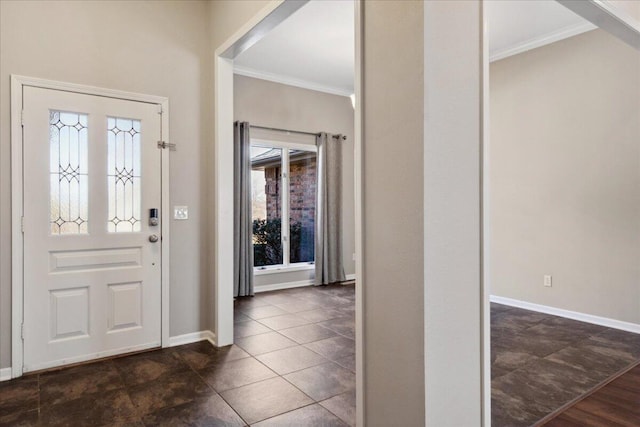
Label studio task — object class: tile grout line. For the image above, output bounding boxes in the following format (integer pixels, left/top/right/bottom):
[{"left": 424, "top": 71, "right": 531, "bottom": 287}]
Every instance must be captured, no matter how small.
[
  {"left": 177, "top": 340, "right": 320, "bottom": 425},
  {"left": 37, "top": 372, "right": 41, "bottom": 416},
  {"left": 184, "top": 358, "right": 251, "bottom": 427},
  {"left": 108, "top": 359, "right": 143, "bottom": 425},
  {"left": 230, "top": 288, "right": 356, "bottom": 424}
]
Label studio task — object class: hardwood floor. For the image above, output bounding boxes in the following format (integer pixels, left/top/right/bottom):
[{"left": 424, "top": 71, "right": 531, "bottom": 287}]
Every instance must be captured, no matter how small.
[{"left": 541, "top": 363, "right": 640, "bottom": 426}]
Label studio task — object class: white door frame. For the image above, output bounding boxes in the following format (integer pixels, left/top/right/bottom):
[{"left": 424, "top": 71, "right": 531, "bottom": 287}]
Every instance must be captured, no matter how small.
[
  {"left": 10, "top": 75, "right": 171, "bottom": 379},
  {"left": 213, "top": 1, "right": 365, "bottom": 424}
]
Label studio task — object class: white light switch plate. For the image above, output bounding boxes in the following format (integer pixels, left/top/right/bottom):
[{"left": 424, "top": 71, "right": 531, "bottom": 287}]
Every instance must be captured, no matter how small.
[{"left": 174, "top": 206, "right": 188, "bottom": 220}]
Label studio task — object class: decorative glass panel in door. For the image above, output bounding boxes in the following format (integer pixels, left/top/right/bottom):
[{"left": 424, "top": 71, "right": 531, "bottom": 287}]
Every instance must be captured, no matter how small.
[
  {"left": 49, "top": 111, "right": 88, "bottom": 235},
  {"left": 107, "top": 117, "right": 142, "bottom": 233}
]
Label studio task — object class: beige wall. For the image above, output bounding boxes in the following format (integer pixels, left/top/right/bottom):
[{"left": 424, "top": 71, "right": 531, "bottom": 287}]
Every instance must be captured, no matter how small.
[
  {"left": 363, "top": 1, "right": 425, "bottom": 424},
  {"left": 490, "top": 29, "right": 640, "bottom": 323},
  {"left": 0, "top": 0, "right": 213, "bottom": 368},
  {"left": 233, "top": 75, "right": 355, "bottom": 287}
]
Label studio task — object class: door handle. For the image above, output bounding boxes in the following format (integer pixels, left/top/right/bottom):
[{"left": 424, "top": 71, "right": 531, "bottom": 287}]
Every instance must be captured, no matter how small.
[{"left": 149, "top": 234, "right": 159, "bottom": 243}]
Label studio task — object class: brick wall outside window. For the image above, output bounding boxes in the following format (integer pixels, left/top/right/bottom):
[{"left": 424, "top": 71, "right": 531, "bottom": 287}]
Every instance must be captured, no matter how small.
[{"left": 263, "top": 156, "right": 316, "bottom": 263}]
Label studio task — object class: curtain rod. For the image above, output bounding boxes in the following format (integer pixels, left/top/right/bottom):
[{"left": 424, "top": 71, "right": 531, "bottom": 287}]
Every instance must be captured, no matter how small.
[{"left": 250, "top": 124, "right": 347, "bottom": 140}]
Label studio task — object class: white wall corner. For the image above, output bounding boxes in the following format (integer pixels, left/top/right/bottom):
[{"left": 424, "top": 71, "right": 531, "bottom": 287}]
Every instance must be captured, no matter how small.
[
  {"left": 168, "top": 330, "right": 216, "bottom": 347},
  {"left": 490, "top": 295, "right": 640, "bottom": 334},
  {"left": 0, "top": 367, "right": 12, "bottom": 382}
]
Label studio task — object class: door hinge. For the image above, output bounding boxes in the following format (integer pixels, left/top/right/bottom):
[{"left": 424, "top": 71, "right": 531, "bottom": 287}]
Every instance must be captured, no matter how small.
[
  {"left": 21, "top": 216, "right": 24, "bottom": 233},
  {"left": 21, "top": 323, "right": 24, "bottom": 341},
  {"left": 21, "top": 110, "right": 25, "bottom": 127},
  {"left": 157, "top": 104, "right": 163, "bottom": 115},
  {"left": 157, "top": 141, "right": 176, "bottom": 151}
]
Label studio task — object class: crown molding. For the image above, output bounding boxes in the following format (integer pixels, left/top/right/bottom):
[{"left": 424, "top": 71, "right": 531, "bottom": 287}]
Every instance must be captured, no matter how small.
[
  {"left": 234, "top": 65, "right": 353, "bottom": 97},
  {"left": 490, "top": 22, "right": 597, "bottom": 62}
]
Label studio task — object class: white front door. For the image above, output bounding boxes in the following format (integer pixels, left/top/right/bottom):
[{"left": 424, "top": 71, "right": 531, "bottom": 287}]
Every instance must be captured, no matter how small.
[{"left": 22, "top": 86, "right": 162, "bottom": 373}]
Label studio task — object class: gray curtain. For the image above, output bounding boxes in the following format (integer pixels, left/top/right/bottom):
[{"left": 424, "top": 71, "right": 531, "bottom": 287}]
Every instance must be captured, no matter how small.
[
  {"left": 315, "top": 133, "right": 346, "bottom": 285},
  {"left": 234, "top": 121, "right": 254, "bottom": 297}
]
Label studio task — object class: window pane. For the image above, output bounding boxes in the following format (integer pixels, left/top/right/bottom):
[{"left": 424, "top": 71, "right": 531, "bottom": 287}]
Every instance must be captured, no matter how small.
[
  {"left": 251, "top": 146, "right": 283, "bottom": 267},
  {"left": 289, "top": 149, "right": 316, "bottom": 263},
  {"left": 107, "top": 117, "right": 142, "bottom": 233},
  {"left": 50, "top": 110, "right": 88, "bottom": 235}
]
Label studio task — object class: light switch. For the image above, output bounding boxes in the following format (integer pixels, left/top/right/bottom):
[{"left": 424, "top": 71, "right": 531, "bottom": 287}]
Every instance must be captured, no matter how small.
[{"left": 174, "top": 206, "right": 188, "bottom": 220}]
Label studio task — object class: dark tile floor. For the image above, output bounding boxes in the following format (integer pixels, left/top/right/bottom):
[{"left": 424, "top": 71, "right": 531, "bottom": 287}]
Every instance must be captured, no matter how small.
[
  {"left": 2, "top": 286, "right": 638, "bottom": 426},
  {"left": 0, "top": 284, "right": 356, "bottom": 426},
  {"left": 491, "top": 303, "right": 640, "bottom": 427}
]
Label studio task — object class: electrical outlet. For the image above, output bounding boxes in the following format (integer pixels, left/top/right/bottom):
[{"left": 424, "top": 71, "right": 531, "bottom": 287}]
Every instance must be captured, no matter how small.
[{"left": 544, "top": 275, "right": 552, "bottom": 287}]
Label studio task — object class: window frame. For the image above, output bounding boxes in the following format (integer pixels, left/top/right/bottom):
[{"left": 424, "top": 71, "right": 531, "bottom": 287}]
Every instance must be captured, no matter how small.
[{"left": 250, "top": 137, "right": 317, "bottom": 274}]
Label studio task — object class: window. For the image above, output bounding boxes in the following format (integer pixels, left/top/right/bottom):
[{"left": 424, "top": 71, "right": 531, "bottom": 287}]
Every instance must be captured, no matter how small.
[
  {"left": 251, "top": 141, "right": 317, "bottom": 271},
  {"left": 49, "top": 110, "right": 89, "bottom": 235},
  {"left": 107, "top": 117, "right": 142, "bottom": 233}
]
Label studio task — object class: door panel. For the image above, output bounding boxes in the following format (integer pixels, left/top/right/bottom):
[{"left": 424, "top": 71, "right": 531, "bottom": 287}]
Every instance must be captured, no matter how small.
[{"left": 22, "top": 86, "right": 162, "bottom": 372}]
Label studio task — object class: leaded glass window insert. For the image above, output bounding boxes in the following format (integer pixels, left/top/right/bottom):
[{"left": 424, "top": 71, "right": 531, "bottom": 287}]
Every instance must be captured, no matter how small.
[
  {"left": 107, "top": 117, "right": 141, "bottom": 233},
  {"left": 49, "top": 110, "right": 89, "bottom": 235}
]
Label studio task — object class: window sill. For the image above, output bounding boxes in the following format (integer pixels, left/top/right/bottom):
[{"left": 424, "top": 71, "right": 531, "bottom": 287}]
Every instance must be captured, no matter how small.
[{"left": 254, "top": 263, "right": 315, "bottom": 276}]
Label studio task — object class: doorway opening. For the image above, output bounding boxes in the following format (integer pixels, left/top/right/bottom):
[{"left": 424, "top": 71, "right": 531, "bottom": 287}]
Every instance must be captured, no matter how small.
[
  {"left": 214, "top": 1, "right": 362, "bottom": 425},
  {"left": 484, "top": 1, "right": 640, "bottom": 425}
]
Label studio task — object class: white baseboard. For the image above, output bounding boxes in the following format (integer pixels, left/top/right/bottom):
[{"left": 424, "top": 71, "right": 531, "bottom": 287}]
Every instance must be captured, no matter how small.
[
  {"left": 0, "top": 367, "right": 12, "bottom": 382},
  {"left": 255, "top": 279, "right": 314, "bottom": 293},
  {"left": 344, "top": 274, "right": 356, "bottom": 281},
  {"left": 168, "top": 330, "right": 216, "bottom": 347},
  {"left": 490, "top": 295, "right": 640, "bottom": 334}
]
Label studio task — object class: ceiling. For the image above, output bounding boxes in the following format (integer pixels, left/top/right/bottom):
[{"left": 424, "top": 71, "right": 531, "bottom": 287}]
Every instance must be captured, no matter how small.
[
  {"left": 234, "top": 0, "right": 354, "bottom": 96},
  {"left": 234, "top": 0, "right": 593, "bottom": 96},
  {"left": 487, "top": 0, "right": 594, "bottom": 61}
]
